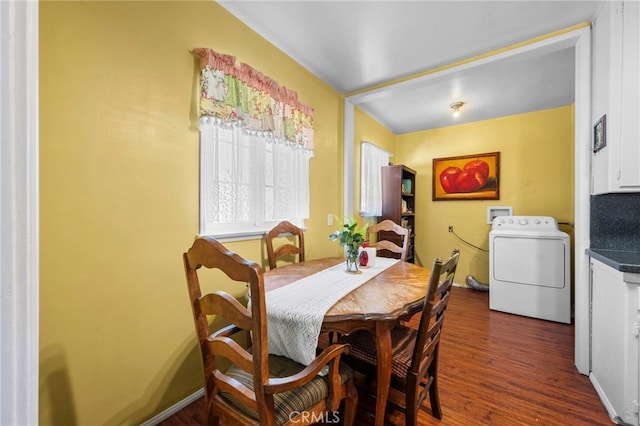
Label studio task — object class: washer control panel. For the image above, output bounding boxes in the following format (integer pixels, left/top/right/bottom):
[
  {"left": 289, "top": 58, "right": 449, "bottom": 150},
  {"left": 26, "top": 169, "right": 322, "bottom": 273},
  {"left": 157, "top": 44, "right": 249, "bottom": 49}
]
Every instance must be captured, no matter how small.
[{"left": 491, "top": 215, "right": 559, "bottom": 231}]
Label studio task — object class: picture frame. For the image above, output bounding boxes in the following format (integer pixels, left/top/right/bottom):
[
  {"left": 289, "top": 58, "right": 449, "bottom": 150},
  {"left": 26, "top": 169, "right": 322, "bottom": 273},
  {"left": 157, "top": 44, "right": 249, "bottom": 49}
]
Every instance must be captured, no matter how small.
[
  {"left": 593, "top": 114, "right": 606, "bottom": 153},
  {"left": 432, "top": 151, "right": 500, "bottom": 201}
]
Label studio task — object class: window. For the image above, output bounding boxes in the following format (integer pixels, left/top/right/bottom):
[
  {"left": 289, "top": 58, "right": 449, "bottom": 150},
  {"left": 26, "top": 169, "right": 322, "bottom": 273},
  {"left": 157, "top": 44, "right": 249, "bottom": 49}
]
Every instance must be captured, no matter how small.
[
  {"left": 360, "top": 142, "right": 391, "bottom": 217},
  {"left": 200, "top": 121, "right": 312, "bottom": 238},
  {"left": 192, "top": 48, "right": 315, "bottom": 239}
]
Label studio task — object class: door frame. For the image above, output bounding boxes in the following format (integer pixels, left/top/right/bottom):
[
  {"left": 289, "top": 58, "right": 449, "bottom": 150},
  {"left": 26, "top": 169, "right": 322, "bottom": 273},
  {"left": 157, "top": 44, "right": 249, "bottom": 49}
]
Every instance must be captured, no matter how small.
[
  {"left": 344, "top": 26, "right": 592, "bottom": 374},
  {"left": 0, "top": 1, "right": 40, "bottom": 424}
]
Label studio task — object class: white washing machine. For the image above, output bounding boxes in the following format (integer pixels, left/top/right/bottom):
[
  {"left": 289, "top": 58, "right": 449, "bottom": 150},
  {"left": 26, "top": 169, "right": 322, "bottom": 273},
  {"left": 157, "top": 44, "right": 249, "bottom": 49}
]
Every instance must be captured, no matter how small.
[{"left": 489, "top": 215, "right": 571, "bottom": 324}]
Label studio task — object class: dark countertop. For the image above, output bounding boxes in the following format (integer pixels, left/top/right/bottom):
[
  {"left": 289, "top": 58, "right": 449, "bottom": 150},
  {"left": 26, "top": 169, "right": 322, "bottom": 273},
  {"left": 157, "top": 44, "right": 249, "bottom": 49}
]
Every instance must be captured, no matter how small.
[{"left": 587, "top": 248, "right": 640, "bottom": 273}]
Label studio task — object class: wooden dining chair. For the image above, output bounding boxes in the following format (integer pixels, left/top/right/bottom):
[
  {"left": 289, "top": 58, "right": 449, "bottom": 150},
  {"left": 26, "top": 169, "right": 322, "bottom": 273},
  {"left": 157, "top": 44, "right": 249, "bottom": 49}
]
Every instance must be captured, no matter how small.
[
  {"left": 265, "top": 221, "right": 305, "bottom": 270},
  {"left": 183, "top": 236, "right": 358, "bottom": 426},
  {"left": 367, "top": 219, "right": 410, "bottom": 261},
  {"left": 340, "top": 249, "right": 460, "bottom": 425}
]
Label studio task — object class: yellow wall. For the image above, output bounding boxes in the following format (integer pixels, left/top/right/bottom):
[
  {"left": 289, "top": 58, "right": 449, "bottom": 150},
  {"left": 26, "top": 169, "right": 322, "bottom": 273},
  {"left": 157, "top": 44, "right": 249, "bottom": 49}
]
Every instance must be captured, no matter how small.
[
  {"left": 39, "top": 2, "right": 575, "bottom": 423},
  {"left": 395, "top": 106, "right": 575, "bottom": 283},
  {"left": 39, "top": 1, "right": 344, "bottom": 424}
]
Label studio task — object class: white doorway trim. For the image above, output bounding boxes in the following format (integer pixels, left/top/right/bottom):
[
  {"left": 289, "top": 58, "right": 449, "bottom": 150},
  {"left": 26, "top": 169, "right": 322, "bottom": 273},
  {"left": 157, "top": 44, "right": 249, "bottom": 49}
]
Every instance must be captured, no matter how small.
[
  {"left": 343, "top": 26, "right": 591, "bottom": 374},
  {"left": 0, "top": 1, "right": 40, "bottom": 424},
  {"left": 572, "top": 26, "right": 592, "bottom": 375}
]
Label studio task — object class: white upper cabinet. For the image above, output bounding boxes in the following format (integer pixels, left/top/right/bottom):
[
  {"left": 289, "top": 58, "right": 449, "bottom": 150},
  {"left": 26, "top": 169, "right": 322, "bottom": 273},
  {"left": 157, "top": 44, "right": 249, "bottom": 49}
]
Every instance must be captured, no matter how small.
[
  {"left": 618, "top": 1, "right": 640, "bottom": 189},
  {"left": 592, "top": 1, "right": 640, "bottom": 194}
]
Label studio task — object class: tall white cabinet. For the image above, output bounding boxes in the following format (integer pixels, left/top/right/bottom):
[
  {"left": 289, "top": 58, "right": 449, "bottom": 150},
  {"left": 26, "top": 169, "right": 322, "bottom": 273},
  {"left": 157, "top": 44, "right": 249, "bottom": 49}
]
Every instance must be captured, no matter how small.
[
  {"left": 590, "top": 258, "right": 640, "bottom": 425},
  {"left": 592, "top": 1, "right": 640, "bottom": 194}
]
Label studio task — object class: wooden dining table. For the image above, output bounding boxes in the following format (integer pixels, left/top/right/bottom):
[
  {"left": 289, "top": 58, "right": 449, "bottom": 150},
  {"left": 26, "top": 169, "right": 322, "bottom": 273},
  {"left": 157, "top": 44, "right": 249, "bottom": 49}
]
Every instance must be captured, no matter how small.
[{"left": 263, "top": 257, "right": 432, "bottom": 426}]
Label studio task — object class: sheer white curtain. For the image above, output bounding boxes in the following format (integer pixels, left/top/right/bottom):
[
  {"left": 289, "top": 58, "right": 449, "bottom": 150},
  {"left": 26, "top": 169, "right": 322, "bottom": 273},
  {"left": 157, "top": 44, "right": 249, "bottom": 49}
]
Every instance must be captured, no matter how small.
[
  {"left": 200, "top": 120, "right": 311, "bottom": 236},
  {"left": 360, "top": 142, "right": 391, "bottom": 217},
  {"left": 273, "top": 142, "right": 311, "bottom": 220}
]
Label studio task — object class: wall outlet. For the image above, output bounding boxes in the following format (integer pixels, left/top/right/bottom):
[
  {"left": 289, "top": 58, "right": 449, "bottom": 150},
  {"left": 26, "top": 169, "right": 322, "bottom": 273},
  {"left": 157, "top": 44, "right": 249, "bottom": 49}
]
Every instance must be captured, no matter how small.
[
  {"left": 448, "top": 225, "right": 453, "bottom": 232},
  {"left": 328, "top": 214, "right": 333, "bottom": 226}
]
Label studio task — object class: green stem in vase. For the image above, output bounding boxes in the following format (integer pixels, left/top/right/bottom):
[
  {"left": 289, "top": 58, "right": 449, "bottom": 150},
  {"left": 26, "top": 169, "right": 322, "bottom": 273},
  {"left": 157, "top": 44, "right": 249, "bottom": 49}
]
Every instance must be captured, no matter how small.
[{"left": 328, "top": 216, "right": 368, "bottom": 273}]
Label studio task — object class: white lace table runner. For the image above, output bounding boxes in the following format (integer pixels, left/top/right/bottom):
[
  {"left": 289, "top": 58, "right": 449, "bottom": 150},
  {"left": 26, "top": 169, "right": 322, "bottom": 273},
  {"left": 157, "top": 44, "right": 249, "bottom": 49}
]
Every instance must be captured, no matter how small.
[{"left": 265, "top": 257, "right": 399, "bottom": 366}]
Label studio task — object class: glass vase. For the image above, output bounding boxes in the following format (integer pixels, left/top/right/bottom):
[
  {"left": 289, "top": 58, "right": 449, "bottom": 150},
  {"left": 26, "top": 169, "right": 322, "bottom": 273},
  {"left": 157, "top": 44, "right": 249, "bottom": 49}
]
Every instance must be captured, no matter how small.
[{"left": 345, "top": 249, "right": 360, "bottom": 273}]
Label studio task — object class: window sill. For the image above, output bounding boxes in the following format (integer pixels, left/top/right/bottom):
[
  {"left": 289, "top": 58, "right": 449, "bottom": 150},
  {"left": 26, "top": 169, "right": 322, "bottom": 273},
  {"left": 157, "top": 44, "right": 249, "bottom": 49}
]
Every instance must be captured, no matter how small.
[
  {"left": 199, "top": 229, "right": 267, "bottom": 243},
  {"left": 200, "top": 224, "right": 307, "bottom": 243}
]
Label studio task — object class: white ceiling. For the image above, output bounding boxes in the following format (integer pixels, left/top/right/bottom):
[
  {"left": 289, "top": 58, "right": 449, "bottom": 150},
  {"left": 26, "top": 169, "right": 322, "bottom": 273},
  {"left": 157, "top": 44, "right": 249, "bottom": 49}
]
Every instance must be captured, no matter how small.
[{"left": 219, "top": 0, "right": 602, "bottom": 133}]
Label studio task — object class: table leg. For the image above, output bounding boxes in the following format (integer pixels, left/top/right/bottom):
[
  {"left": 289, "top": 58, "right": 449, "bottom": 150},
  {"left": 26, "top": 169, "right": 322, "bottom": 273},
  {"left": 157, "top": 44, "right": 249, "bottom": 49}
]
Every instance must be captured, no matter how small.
[{"left": 374, "top": 321, "right": 392, "bottom": 426}]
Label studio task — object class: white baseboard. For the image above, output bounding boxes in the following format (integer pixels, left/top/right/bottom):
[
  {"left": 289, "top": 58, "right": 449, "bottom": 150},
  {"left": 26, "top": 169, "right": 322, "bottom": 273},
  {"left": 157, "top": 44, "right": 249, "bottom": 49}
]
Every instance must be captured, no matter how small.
[
  {"left": 141, "top": 388, "right": 204, "bottom": 426},
  {"left": 589, "top": 373, "right": 616, "bottom": 423}
]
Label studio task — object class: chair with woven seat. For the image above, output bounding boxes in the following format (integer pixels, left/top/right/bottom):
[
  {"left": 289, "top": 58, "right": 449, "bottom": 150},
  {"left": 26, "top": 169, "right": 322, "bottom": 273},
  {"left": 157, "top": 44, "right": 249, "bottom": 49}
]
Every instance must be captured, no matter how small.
[
  {"left": 367, "top": 219, "right": 409, "bottom": 261},
  {"left": 266, "top": 221, "right": 305, "bottom": 270},
  {"left": 340, "top": 249, "right": 460, "bottom": 425},
  {"left": 183, "top": 236, "right": 357, "bottom": 426}
]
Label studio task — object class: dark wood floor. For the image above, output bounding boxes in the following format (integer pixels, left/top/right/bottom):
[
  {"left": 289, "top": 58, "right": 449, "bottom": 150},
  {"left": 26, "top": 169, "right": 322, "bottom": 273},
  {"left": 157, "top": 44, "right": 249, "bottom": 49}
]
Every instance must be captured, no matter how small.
[{"left": 158, "top": 288, "right": 612, "bottom": 425}]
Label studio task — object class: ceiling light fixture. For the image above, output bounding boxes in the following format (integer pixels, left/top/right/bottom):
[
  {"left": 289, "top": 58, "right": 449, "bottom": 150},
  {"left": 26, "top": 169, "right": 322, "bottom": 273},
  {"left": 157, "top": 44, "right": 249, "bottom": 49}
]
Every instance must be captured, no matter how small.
[{"left": 450, "top": 101, "right": 464, "bottom": 117}]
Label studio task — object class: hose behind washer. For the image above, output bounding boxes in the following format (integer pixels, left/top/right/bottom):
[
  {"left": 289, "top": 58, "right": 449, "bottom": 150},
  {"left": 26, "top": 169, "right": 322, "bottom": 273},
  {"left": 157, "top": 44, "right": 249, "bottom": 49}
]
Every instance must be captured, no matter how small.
[{"left": 466, "top": 275, "right": 489, "bottom": 292}]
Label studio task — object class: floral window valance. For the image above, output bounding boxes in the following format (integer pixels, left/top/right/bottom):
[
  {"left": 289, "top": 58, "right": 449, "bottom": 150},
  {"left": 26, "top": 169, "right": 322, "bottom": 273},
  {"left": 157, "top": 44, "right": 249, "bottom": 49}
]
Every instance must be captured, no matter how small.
[{"left": 192, "top": 47, "right": 314, "bottom": 151}]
